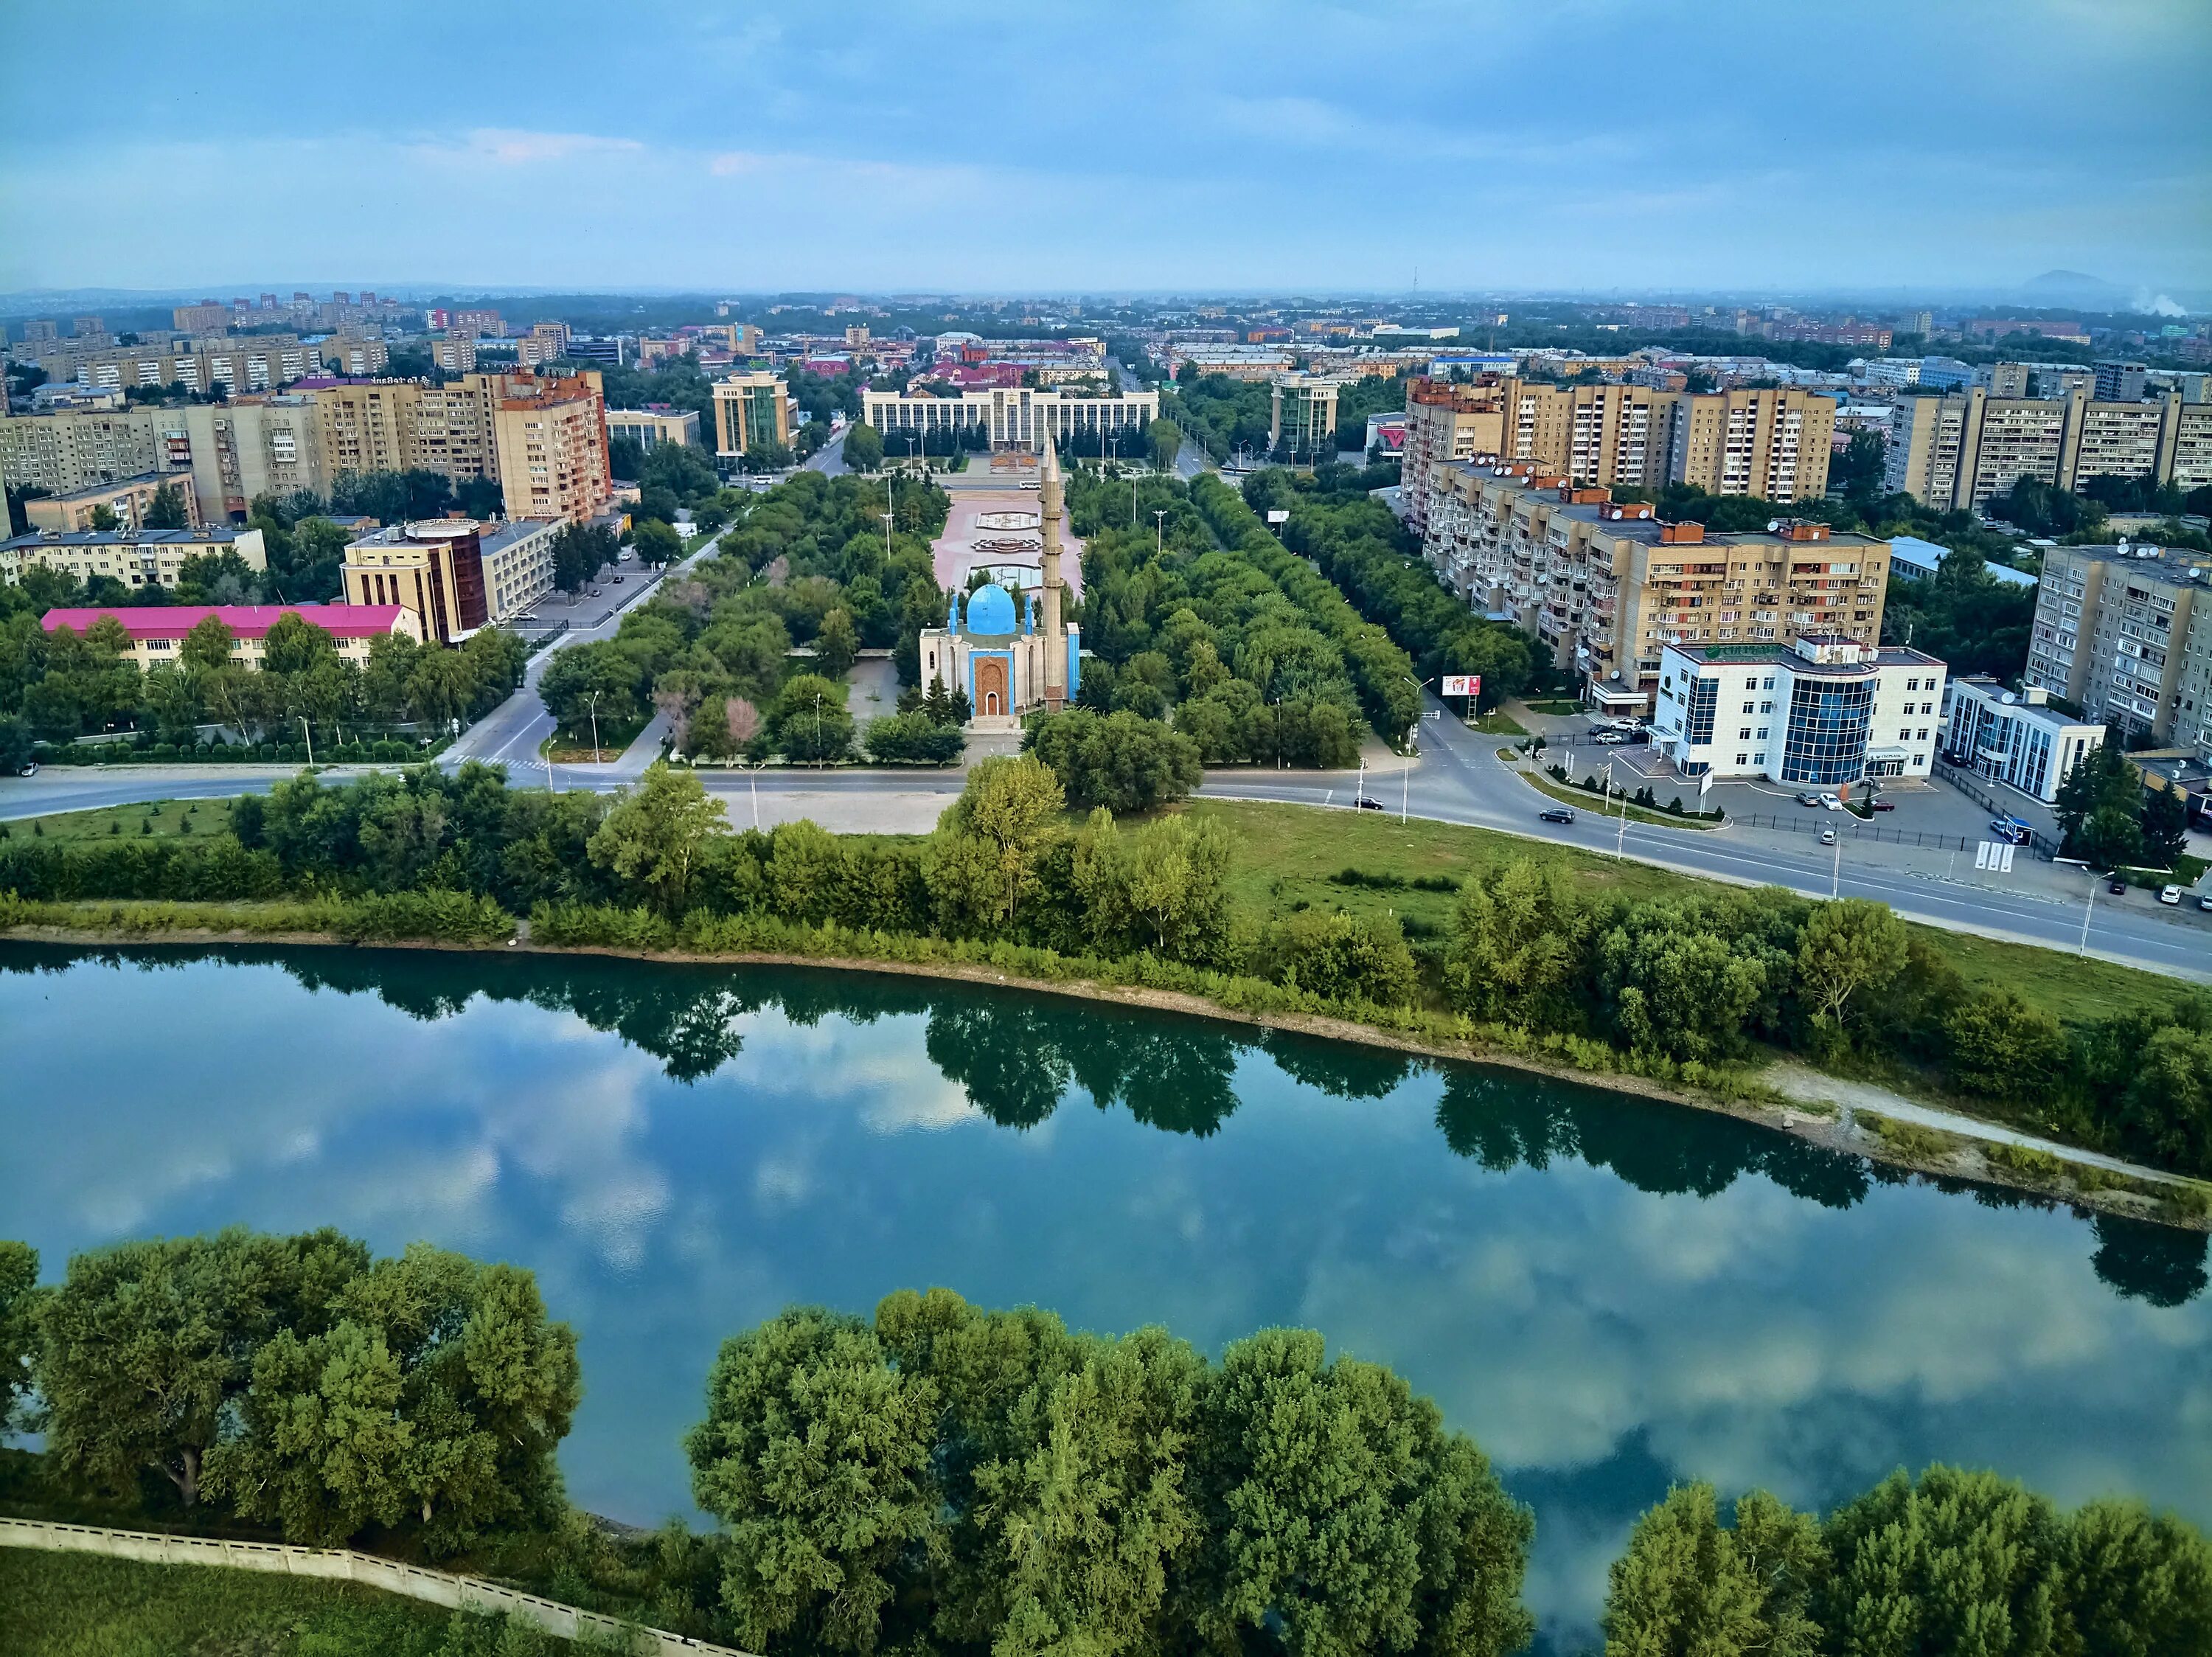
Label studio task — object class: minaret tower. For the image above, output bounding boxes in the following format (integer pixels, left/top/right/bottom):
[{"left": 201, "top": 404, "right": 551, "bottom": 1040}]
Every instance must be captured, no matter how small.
[{"left": 1038, "top": 437, "right": 1067, "bottom": 709}]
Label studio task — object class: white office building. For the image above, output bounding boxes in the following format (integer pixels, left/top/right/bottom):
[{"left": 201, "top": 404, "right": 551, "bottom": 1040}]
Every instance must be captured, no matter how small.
[
  {"left": 1653, "top": 633, "right": 1947, "bottom": 785},
  {"left": 1941, "top": 678, "right": 2105, "bottom": 804}
]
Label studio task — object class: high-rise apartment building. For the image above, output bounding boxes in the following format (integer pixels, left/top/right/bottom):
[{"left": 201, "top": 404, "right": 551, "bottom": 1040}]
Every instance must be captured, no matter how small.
[
  {"left": 1400, "top": 378, "right": 1835, "bottom": 537},
  {"left": 173, "top": 302, "right": 234, "bottom": 332},
  {"left": 1269, "top": 373, "right": 1346, "bottom": 457},
  {"left": 1419, "top": 466, "right": 1889, "bottom": 714},
  {"left": 490, "top": 377, "right": 613, "bottom": 522},
  {"left": 2025, "top": 543, "right": 2212, "bottom": 760},
  {"left": 1883, "top": 388, "right": 2198, "bottom": 509}
]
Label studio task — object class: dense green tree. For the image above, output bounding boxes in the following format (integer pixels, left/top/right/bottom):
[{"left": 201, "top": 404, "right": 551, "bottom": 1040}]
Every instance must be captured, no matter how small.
[
  {"left": 1193, "top": 1327, "right": 1533, "bottom": 1657},
  {"left": 2142, "top": 786, "right": 2190, "bottom": 867},
  {"left": 38, "top": 1228, "right": 369, "bottom": 1507},
  {"left": 588, "top": 765, "right": 726, "bottom": 914},
  {"left": 143, "top": 483, "right": 192, "bottom": 529},
  {"left": 1071, "top": 808, "right": 1235, "bottom": 961},
  {"left": 843, "top": 423, "right": 885, "bottom": 472},
  {"left": 0, "top": 1240, "right": 40, "bottom": 1436},
  {"left": 769, "top": 673, "right": 855, "bottom": 763},
  {"left": 1445, "top": 858, "right": 1595, "bottom": 1030},
  {"left": 1026, "top": 706, "right": 1203, "bottom": 812},
  {"left": 2059, "top": 1498, "right": 2212, "bottom": 1657},
  {"left": 2054, "top": 742, "right": 2149, "bottom": 866},
  {"left": 1599, "top": 904, "right": 1770, "bottom": 1063},
  {"left": 1269, "top": 908, "right": 1419, "bottom": 1007},
  {"left": 1816, "top": 1465, "right": 2067, "bottom": 1657},
  {"left": 1795, "top": 897, "right": 1910, "bottom": 1047},
  {"left": 1945, "top": 989, "right": 2068, "bottom": 1100},
  {"left": 813, "top": 606, "right": 860, "bottom": 678},
  {"left": 686, "top": 1307, "right": 941, "bottom": 1655},
  {"left": 929, "top": 754, "right": 1066, "bottom": 931},
  {"left": 1148, "top": 417, "right": 1183, "bottom": 474},
  {"left": 0, "top": 715, "right": 32, "bottom": 777},
  {"left": 1601, "top": 1484, "right": 1823, "bottom": 1657},
  {"left": 207, "top": 1243, "right": 578, "bottom": 1554},
  {"left": 862, "top": 710, "right": 963, "bottom": 764}
]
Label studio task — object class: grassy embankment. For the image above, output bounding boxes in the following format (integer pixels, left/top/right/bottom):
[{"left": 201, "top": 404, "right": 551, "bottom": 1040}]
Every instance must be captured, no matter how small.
[
  {"left": 0, "top": 1548, "right": 589, "bottom": 1656},
  {"left": 1, "top": 793, "right": 2185, "bottom": 1037}
]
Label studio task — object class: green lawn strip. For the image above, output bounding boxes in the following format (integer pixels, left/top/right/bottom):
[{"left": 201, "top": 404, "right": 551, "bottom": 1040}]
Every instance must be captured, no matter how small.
[
  {"left": 0, "top": 798, "right": 236, "bottom": 845},
  {"left": 1187, "top": 799, "right": 2190, "bottom": 1032},
  {"left": 1496, "top": 751, "right": 1722, "bottom": 830},
  {"left": 0, "top": 1548, "right": 585, "bottom": 1656},
  {"left": 1470, "top": 710, "right": 1528, "bottom": 736},
  {"left": 542, "top": 720, "right": 650, "bottom": 764}
]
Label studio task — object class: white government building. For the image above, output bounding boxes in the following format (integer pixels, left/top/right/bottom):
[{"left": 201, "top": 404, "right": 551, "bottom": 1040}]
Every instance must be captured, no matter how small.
[{"left": 861, "top": 385, "right": 1157, "bottom": 451}]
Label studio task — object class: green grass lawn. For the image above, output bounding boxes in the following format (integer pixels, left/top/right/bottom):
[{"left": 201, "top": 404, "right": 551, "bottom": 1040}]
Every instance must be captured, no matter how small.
[
  {"left": 0, "top": 1549, "right": 582, "bottom": 1656},
  {"left": 0, "top": 797, "right": 236, "bottom": 845},
  {"left": 1500, "top": 754, "right": 1721, "bottom": 830},
  {"left": 1469, "top": 710, "right": 1528, "bottom": 736}
]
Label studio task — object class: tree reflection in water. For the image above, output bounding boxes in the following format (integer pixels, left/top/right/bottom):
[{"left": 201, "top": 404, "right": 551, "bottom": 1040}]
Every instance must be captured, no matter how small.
[{"left": 5, "top": 943, "right": 2199, "bottom": 1306}]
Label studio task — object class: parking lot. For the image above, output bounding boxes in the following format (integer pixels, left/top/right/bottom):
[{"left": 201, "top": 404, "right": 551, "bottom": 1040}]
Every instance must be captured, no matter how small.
[{"left": 509, "top": 548, "right": 664, "bottom": 637}]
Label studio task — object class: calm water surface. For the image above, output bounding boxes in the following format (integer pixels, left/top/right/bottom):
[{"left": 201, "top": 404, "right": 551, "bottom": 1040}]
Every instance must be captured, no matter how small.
[{"left": 3, "top": 944, "right": 2208, "bottom": 1653}]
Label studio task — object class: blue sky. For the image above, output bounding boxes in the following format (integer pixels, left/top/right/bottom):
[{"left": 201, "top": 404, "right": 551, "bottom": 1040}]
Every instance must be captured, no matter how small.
[{"left": 4, "top": 0, "right": 2208, "bottom": 299}]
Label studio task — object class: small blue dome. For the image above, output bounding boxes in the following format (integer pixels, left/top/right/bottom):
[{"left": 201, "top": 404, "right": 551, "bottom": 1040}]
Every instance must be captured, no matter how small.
[{"left": 964, "top": 582, "right": 1018, "bottom": 636}]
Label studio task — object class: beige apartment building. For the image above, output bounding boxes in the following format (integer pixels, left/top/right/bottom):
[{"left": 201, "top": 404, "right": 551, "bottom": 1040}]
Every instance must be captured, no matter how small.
[
  {"left": 312, "top": 370, "right": 610, "bottom": 521},
  {"left": 492, "top": 379, "right": 613, "bottom": 521},
  {"left": 1421, "top": 465, "right": 1888, "bottom": 714},
  {"left": 0, "top": 525, "right": 266, "bottom": 591},
  {"left": 14, "top": 333, "right": 343, "bottom": 395},
  {"left": 1884, "top": 386, "right": 2198, "bottom": 508},
  {"left": 0, "top": 397, "right": 330, "bottom": 520},
  {"left": 24, "top": 473, "right": 198, "bottom": 532},
  {"left": 2025, "top": 543, "right": 2212, "bottom": 760},
  {"left": 1402, "top": 377, "right": 1834, "bottom": 536}
]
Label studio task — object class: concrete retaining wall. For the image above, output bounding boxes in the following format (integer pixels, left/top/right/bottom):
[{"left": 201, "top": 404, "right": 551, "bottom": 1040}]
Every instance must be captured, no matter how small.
[{"left": 0, "top": 1515, "right": 750, "bottom": 1655}]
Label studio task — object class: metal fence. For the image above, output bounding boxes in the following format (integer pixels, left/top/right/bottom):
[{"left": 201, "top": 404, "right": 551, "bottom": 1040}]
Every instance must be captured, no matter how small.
[{"left": 1733, "top": 810, "right": 2054, "bottom": 857}]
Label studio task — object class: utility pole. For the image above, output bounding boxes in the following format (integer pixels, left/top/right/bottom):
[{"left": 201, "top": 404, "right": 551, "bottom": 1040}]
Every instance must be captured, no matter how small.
[
  {"left": 1154, "top": 508, "right": 1167, "bottom": 555},
  {"left": 299, "top": 716, "right": 313, "bottom": 767},
  {"left": 588, "top": 689, "right": 602, "bottom": 765},
  {"left": 1832, "top": 819, "right": 1843, "bottom": 897}
]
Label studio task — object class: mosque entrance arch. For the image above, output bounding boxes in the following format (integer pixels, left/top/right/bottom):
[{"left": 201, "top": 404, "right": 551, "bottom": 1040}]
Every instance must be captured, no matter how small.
[{"left": 976, "top": 657, "right": 1009, "bottom": 717}]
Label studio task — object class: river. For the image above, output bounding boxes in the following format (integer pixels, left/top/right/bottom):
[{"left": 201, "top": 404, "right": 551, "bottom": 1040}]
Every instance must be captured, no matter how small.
[{"left": 3, "top": 943, "right": 2207, "bottom": 1653}]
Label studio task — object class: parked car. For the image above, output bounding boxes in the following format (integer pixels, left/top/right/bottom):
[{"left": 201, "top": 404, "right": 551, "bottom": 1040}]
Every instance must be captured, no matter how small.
[
  {"left": 1795, "top": 791, "right": 1820, "bottom": 806},
  {"left": 2108, "top": 878, "right": 2128, "bottom": 895},
  {"left": 1870, "top": 798, "right": 1896, "bottom": 812},
  {"left": 1539, "top": 807, "right": 1576, "bottom": 824},
  {"left": 1592, "top": 731, "right": 1625, "bottom": 745},
  {"left": 1355, "top": 796, "right": 1385, "bottom": 811},
  {"left": 2160, "top": 885, "right": 2183, "bottom": 906},
  {"left": 588, "top": 586, "right": 602, "bottom": 597},
  {"left": 1819, "top": 793, "right": 1842, "bottom": 810},
  {"left": 2199, "top": 892, "right": 2212, "bottom": 912},
  {"left": 1818, "top": 827, "right": 1837, "bottom": 846},
  {"left": 611, "top": 574, "right": 624, "bottom": 583}
]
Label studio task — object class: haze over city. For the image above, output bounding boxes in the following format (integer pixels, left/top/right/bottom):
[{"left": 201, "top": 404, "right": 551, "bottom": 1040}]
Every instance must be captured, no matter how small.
[{"left": 4, "top": 0, "right": 2209, "bottom": 299}]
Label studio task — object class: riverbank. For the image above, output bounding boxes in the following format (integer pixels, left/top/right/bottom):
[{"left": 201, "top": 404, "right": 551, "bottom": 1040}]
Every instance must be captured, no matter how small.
[{"left": 5, "top": 903, "right": 2204, "bottom": 1233}]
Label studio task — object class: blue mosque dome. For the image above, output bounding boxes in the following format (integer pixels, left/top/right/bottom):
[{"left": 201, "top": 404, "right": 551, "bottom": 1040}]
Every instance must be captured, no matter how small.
[{"left": 964, "top": 582, "right": 1018, "bottom": 636}]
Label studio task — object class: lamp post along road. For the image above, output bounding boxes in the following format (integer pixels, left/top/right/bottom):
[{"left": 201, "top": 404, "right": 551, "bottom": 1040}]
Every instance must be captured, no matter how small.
[
  {"left": 1154, "top": 508, "right": 1167, "bottom": 555},
  {"left": 298, "top": 717, "right": 313, "bottom": 767}
]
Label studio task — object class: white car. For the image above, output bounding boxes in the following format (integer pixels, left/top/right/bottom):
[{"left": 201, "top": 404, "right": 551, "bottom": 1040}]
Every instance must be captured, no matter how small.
[
  {"left": 2160, "top": 885, "right": 2183, "bottom": 906},
  {"left": 1819, "top": 793, "right": 1842, "bottom": 810},
  {"left": 1592, "top": 730, "right": 1626, "bottom": 745}
]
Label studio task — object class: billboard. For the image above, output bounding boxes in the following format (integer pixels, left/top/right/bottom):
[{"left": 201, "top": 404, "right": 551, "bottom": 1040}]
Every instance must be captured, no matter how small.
[{"left": 1441, "top": 675, "right": 1482, "bottom": 698}]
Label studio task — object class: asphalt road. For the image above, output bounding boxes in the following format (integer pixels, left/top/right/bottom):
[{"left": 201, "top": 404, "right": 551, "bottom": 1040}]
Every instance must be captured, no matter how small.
[
  {"left": 1208, "top": 692, "right": 2212, "bottom": 982},
  {"left": 7, "top": 681, "right": 2205, "bottom": 980}
]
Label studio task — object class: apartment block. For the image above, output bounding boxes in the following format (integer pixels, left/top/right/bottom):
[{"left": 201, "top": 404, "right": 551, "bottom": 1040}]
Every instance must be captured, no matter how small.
[
  {"left": 24, "top": 474, "right": 198, "bottom": 533},
  {"left": 1419, "top": 467, "right": 1890, "bottom": 714},
  {"left": 0, "top": 397, "right": 330, "bottom": 518},
  {"left": 1268, "top": 373, "right": 1345, "bottom": 456},
  {"left": 1666, "top": 388, "right": 1834, "bottom": 501},
  {"left": 0, "top": 525, "right": 266, "bottom": 591},
  {"left": 491, "top": 377, "right": 613, "bottom": 522},
  {"left": 2025, "top": 543, "right": 2212, "bottom": 760},
  {"left": 1884, "top": 387, "right": 2194, "bottom": 508},
  {"left": 714, "top": 372, "right": 796, "bottom": 459},
  {"left": 15, "top": 333, "right": 328, "bottom": 395},
  {"left": 1401, "top": 379, "right": 1510, "bottom": 535}
]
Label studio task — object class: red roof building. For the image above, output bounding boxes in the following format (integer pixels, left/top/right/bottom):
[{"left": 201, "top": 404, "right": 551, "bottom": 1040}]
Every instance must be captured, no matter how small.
[{"left": 42, "top": 604, "right": 420, "bottom": 669}]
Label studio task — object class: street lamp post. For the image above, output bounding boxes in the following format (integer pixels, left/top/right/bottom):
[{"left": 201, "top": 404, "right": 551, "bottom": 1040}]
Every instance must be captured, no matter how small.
[
  {"left": 1399, "top": 675, "right": 1433, "bottom": 823},
  {"left": 1154, "top": 508, "right": 1167, "bottom": 555},
  {"left": 299, "top": 716, "right": 313, "bottom": 767},
  {"left": 587, "top": 689, "right": 602, "bottom": 764}
]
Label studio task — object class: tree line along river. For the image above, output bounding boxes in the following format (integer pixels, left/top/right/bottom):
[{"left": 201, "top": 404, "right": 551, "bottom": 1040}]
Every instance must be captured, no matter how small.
[{"left": 1, "top": 942, "right": 2206, "bottom": 1653}]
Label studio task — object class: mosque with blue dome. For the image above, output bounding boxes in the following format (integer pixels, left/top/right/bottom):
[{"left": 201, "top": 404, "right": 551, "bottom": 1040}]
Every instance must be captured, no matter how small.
[{"left": 917, "top": 441, "right": 1080, "bottom": 726}]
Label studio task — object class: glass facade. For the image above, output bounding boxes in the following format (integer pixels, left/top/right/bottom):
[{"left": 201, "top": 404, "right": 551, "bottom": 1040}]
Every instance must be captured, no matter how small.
[
  {"left": 1781, "top": 675, "right": 1873, "bottom": 784},
  {"left": 1686, "top": 678, "right": 1718, "bottom": 744}
]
